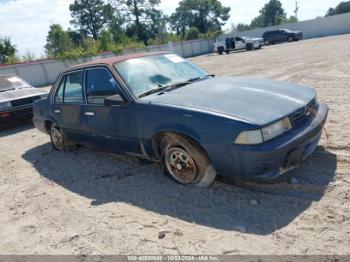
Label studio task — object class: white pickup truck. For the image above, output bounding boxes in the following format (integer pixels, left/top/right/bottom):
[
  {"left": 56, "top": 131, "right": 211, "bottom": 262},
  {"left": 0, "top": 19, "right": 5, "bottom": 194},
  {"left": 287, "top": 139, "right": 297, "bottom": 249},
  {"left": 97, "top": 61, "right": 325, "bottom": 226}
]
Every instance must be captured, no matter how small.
[{"left": 214, "top": 36, "right": 264, "bottom": 54}]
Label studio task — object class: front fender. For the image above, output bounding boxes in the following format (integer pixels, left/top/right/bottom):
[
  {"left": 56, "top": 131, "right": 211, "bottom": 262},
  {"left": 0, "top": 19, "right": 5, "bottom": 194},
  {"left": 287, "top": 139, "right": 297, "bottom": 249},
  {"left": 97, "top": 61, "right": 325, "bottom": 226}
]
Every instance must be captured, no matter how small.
[
  {"left": 135, "top": 103, "right": 259, "bottom": 160},
  {"left": 142, "top": 123, "right": 203, "bottom": 159}
]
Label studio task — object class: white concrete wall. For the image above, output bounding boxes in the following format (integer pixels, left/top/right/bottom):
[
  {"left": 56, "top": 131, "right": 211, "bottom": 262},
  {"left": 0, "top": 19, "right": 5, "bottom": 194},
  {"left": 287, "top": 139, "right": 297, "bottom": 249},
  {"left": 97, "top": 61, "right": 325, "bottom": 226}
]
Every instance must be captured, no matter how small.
[
  {"left": 0, "top": 39, "right": 214, "bottom": 87},
  {"left": 220, "top": 12, "right": 350, "bottom": 40}
]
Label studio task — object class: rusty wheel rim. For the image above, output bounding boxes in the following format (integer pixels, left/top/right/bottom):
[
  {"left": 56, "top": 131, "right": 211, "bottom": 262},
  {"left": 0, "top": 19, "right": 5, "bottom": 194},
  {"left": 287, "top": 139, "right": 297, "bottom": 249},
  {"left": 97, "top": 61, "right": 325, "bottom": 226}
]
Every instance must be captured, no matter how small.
[
  {"left": 51, "top": 127, "right": 63, "bottom": 150},
  {"left": 165, "top": 147, "right": 197, "bottom": 184}
]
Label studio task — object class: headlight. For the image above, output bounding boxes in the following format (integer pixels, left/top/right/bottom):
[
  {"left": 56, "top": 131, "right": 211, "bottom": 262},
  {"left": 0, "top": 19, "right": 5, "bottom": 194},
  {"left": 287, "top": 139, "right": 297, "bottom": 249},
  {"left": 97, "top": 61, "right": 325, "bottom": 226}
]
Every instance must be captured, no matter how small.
[
  {"left": 235, "top": 117, "right": 292, "bottom": 145},
  {"left": 0, "top": 101, "right": 12, "bottom": 109},
  {"left": 262, "top": 117, "right": 292, "bottom": 141},
  {"left": 235, "top": 129, "right": 263, "bottom": 145}
]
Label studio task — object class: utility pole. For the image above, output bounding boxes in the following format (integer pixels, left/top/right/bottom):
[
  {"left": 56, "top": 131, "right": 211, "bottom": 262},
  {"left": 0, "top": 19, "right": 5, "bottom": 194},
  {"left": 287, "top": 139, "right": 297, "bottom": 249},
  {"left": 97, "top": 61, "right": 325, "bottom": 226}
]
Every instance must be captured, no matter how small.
[{"left": 294, "top": 1, "right": 299, "bottom": 19}]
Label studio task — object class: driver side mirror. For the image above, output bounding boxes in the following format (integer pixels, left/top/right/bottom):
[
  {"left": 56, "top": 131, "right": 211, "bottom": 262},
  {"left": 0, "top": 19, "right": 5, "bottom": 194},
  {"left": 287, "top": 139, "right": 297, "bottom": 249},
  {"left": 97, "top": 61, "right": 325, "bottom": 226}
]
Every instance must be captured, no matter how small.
[{"left": 104, "top": 93, "right": 126, "bottom": 106}]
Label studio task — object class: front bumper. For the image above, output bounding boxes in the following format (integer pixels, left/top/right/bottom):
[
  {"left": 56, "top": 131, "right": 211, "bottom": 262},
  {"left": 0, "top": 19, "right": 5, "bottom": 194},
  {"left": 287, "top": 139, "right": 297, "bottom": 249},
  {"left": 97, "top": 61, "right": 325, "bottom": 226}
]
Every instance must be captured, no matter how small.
[{"left": 206, "top": 102, "right": 328, "bottom": 180}]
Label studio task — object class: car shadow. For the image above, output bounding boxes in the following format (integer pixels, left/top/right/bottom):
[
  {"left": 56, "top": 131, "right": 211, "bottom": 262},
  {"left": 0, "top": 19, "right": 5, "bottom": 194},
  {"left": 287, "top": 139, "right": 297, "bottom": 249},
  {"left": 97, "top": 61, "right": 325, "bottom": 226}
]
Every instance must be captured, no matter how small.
[
  {"left": 22, "top": 143, "right": 337, "bottom": 235},
  {"left": 0, "top": 119, "right": 33, "bottom": 137}
]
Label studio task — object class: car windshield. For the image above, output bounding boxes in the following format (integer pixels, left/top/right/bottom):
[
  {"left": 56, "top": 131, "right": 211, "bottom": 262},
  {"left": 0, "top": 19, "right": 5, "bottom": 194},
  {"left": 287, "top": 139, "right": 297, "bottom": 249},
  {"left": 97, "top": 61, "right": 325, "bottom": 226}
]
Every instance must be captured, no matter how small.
[
  {"left": 114, "top": 54, "right": 208, "bottom": 98},
  {"left": 0, "top": 75, "right": 30, "bottom": 92}
]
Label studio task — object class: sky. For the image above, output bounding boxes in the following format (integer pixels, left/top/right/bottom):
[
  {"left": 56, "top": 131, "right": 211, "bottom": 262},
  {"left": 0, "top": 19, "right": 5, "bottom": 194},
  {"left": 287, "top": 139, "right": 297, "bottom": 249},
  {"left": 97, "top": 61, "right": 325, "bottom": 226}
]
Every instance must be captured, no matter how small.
[{"left": 0, "top": 0, "right": 343, "bottom": 57}]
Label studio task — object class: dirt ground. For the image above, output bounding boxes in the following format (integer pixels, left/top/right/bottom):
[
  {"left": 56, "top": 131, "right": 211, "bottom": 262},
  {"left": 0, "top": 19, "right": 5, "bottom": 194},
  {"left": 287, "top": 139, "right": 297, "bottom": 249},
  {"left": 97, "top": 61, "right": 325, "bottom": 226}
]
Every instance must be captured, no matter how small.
[{"left": 0, "top": 34, "right": 349, "bottom": 255}]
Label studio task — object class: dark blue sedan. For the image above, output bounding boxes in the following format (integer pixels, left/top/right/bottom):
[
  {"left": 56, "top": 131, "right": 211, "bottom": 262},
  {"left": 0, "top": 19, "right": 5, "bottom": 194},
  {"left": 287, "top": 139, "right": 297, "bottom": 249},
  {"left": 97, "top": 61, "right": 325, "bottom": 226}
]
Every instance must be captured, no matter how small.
[{"left": 33, "top": 52, "right": 328, "bottom": 187}]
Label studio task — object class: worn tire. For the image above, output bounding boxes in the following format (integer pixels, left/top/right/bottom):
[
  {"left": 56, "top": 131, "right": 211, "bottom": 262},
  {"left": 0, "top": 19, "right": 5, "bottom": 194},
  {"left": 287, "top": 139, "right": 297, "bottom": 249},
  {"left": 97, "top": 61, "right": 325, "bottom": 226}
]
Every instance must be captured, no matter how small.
[
  {"left": 246, "top": 44, "right": 253, "bottom": 51},
  {"left": 159, "top": 134, "right": 216, "bottom": 188},
  {"left": 50, "top": 124, "right": 77, "bottom": 152}
]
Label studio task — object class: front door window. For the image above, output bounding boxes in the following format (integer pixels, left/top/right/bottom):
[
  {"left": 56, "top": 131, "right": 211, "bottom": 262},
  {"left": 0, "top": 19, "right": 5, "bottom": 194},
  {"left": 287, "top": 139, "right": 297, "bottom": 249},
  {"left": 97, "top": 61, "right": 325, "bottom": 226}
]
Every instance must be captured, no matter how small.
[{"left": 85, "top": 68, "right": 119, "bottom": 104}]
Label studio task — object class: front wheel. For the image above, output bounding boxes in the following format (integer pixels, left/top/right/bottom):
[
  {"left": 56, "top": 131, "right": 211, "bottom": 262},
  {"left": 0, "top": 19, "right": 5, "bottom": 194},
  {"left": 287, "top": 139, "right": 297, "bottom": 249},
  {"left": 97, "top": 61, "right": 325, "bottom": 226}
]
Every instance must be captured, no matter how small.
[
  {"left": 288, "top": 36, "right": 294, "bottom": 42},
  {"left": 160, "top": 134, "right": 217, "bottom": 188},
  {"left": 217, "top": 46, "right": 225, "bottom": 55},
  {"left": 50, "top": 124, "right": 76, "bottom": 151}
]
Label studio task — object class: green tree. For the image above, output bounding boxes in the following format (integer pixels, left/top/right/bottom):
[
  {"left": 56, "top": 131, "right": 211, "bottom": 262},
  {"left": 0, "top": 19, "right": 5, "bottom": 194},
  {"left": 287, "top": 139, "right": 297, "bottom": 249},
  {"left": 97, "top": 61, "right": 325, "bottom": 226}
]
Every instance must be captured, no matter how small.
[
  {"left": 326, "top": 1, "right": 350, "bottom": 16},
  {"left": 45, "top": 24, "right": 73, "bottom": 57},
  {"left": 69, "top": 0, "right": 112, "bottom": 40},
  {"left": 67, "top": 28, "right": 85, "bottom": 46},
  {"left": 185, "top": 27, "right": 200, "bottom": 40},
  {"left": 250, "top": 15, "right": 263, "bottom": 29},
  {"left": 250, "top": 0, "right": 286, "bottom": 28},
  {"left": 22, "top": 50, "right": 36, "bottom": 62},
  {"left": 170, "top": 0, "right": 230, "bottom": 36},
  {"left": 286, "top": 15, "right": 298, "bottom": 23},
  {"left": 111, "top": 0, "right": 163, "bottom": 43},
  {"left": 99, "top": 29, "right": 113, "bottom": 51},
  {"left": 326, "top": 8, "right": 336, "bottom": 16},
  {"left": 0, "top": 37, "right": 17, "bottom": 64},
  {"left": 236, "top": 23, "right": 251, "bottom": 32}
]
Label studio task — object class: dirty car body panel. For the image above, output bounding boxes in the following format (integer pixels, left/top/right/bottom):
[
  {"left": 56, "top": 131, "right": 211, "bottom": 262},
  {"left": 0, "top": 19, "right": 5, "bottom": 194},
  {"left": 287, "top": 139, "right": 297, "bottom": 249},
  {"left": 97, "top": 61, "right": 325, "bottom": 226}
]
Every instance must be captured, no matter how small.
[{"left": 33, "top": 52, "right": 328, "bottom": 181}]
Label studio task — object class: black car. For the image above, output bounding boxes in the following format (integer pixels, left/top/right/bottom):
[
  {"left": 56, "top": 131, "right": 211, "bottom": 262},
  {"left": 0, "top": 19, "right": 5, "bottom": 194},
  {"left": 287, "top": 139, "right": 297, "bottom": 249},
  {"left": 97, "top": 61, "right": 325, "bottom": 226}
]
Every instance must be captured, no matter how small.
[
  {"left": 263, "top": 29, "right": 303, "bottom": 45},
  {"left": 0, "top": 74, "right": 48, "bottom": 126}
]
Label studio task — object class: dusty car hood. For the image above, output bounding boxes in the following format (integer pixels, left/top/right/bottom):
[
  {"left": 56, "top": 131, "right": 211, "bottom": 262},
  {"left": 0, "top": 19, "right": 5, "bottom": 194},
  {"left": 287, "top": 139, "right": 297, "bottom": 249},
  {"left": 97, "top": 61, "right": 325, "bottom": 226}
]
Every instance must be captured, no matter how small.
[
  {"left": 143, "top": 77, "right": 316, "bottom": 125},
  {"left": 0, "top": 88, "right": 48, "bottom": 103}
]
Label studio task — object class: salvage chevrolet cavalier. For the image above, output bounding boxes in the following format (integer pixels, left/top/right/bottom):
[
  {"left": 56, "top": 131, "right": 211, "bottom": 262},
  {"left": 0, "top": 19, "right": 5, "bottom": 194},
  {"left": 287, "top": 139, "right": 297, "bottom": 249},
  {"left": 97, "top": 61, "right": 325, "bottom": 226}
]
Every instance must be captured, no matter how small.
[{"left": 33, "top": 52, "right": 328, "bottom": 187}]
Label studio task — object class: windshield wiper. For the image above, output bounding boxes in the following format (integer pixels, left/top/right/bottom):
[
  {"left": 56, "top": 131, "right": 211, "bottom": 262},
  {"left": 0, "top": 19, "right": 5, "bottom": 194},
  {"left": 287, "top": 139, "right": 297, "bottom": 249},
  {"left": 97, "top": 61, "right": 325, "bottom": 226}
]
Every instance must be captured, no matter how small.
[
  {"left": 138, "top": 86, "right": 170, "bottom": 98},
  {"left": 187, "top": 74, "right": 215, "bottom": 83},
  {"left": 163, "top": 74, "right": 216, "bottom": 90},
  {"left": 138, "top": 74, "right": 215, "bottom": 98},
  {"left": 0, "top": 88, "right": 15, "bottom": 93}
]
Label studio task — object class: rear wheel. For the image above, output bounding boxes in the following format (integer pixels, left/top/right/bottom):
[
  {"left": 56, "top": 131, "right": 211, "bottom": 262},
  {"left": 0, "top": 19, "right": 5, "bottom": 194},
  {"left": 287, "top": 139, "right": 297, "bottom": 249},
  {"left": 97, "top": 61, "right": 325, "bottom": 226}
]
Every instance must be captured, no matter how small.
[
  {"left": 288, "top": 36, "right": 294, "bottom": 42},
  {"left": 50, "top": 124, "right": 76, "bottom": 151},
  {"left": 160, "top": 134, "right": 217, "bottom": 187},
  {"left": 217, "top": 46, "right": 224, "bottom": 55},
  {"left": 264, "top": 40, "right": 270, "bottom": 45}
]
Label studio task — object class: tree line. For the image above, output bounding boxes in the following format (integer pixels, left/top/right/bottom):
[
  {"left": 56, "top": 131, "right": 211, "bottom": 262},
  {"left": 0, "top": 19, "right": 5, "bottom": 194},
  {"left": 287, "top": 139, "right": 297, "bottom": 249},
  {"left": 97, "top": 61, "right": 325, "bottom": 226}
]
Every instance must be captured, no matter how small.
[
  {"left": 1, "top": 0, "right": 350, "bottom": 64},
  {"left": 236, "top": 0, "right": 350, "bottom": 32},
  {"left": 44, "top": 0, "right": 230, "bottom": 59}
]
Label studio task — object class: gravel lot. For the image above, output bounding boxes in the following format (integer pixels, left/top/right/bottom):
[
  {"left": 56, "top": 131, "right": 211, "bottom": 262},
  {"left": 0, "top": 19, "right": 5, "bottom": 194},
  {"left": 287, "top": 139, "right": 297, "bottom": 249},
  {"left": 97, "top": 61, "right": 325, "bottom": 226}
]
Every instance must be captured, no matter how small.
[{"left": 0, "top": 34, "right": 349, "bottom": 255}]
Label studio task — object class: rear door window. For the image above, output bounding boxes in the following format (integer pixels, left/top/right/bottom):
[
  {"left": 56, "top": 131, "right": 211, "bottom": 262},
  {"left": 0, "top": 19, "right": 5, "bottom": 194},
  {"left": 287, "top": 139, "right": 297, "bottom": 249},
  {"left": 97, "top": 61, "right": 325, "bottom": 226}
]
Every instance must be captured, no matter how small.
[
  {"left": 64, "top": 71, "right": 84, "bottom": 103},
  {"left": 54, "top": 71, "right": 84, "bottom": 104},
  {"left": 54, "top": 71, "right": 84, "bottom": 103},
  {"left": 54, "top": 76, "right": 65, "bottom": 103},
  {"left": 85, "top": 68, "right": 119, "bottom": 104}
]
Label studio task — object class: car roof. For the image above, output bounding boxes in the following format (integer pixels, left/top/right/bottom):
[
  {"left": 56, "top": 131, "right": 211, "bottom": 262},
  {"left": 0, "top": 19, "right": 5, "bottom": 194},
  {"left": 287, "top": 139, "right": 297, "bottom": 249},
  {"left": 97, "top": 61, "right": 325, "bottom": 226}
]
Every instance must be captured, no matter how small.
[{"left": 66, "top": 51, "right": 169, "bottom": 72}]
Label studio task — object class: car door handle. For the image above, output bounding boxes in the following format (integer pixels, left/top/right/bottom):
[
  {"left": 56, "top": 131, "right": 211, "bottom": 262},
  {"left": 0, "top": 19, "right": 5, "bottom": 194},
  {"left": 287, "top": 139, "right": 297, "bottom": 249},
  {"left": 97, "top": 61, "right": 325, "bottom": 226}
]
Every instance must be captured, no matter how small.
[
  {"left": 54, "top": 109, "right": 61, "bottom": 114},
  {"left": 84, "top": 112, "right": 95, "bottom": 116}
]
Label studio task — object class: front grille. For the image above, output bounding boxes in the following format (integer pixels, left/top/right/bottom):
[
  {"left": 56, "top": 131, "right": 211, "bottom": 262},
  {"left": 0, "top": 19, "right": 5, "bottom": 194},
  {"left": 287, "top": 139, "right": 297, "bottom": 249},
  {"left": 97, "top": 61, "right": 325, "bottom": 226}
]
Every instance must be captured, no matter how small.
[
  {"left": 289, "top": 98, "right": 318, "bottom": 128},
  {"left": 10, "top": 96, "right": 41, "bottom": 108}
]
